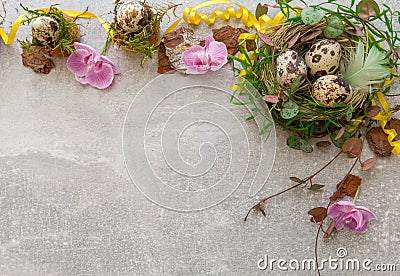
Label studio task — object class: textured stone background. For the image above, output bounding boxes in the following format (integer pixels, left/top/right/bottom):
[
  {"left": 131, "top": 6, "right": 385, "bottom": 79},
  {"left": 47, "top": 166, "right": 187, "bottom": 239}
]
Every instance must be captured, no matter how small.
[{"left": 0, "top": 0, "right": 399, "bottom": 275}]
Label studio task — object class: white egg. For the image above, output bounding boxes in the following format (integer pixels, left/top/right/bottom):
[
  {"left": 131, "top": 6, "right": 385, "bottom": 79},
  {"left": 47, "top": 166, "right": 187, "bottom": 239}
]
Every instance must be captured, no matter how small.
[
  {"left": 116, "top": 1, "right": 149, "bottom": 33},
  {"left": 305, "top": 39, "right": 341, "bottom": 77},
  {"left": 276, "top": 50, "right": 308, "bottom": 89},
  {"left": 31, "top": 16, "right": 60, "bottom": 46},
  {"left": 312, "top": 75, "right": 352, "bottom": 107}
]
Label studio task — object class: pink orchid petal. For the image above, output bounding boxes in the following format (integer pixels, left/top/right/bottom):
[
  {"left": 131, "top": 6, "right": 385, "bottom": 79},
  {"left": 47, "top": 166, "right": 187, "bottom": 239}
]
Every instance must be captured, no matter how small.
[
  {"left": 186, "top": 65, "right": 210, "bottom": 75},
  {"left": 75, "top": 74, "right": 89, "bottom": 84},
  {"left": 207, "top": 41, "right": 228, "bottom": 71},
  {"left": 86, "top": 63, "right": 114, "bottom": 89},
  {"left": 344, "top": 210, "right": 364, "bottom": 230},
  {"left": 262, "top": 95, "right": 280, "bottom": 103},
  {"left": 73, "top": 42, "right": 97, "bottom": 53},
  {"left": 182, "top": 45, "right": 206, "bottom": 66},
  {"left": 356, "top": 206, "right": 376, "bottom": 221},
  {"left": 356, "top": 220, "right": 371, "bottom": 233},
  {"left": 101, "top": 55, "right": 120, "bottom": 74},
  {"left": 204, "top": 36, "right": 215, "bottom": 49},
  {"left": 66, "top": 49, "right": 91, "bottom": 75},
  {"left": 327, "top": 201, "right": 355, "bottom": 220}
]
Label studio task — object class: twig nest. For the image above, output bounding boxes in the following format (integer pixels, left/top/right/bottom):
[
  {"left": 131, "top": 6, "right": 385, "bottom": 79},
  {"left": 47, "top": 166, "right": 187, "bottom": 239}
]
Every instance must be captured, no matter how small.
[
  {"left": 305, "top": 39, "right": 341, "bottom": 77},
  {"left": 312, "top": 75, "right": 352, "bottom": 107},
  {"left": 31, "top": 16, "right": 60, "bottom": 47},
  {"left": 116, "top": 1, "right": 149, "bottom": 33},
  {"left": 276, "top": 50, "right": 307, "bottom": 88}
]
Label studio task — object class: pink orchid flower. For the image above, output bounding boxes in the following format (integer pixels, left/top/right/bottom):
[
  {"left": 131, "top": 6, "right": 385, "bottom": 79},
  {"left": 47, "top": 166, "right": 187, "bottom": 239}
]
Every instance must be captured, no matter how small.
[
  {"left": 182, "top": 36, "right": 228, "bottom": 74},
  {"left": 327, "top": 201, "right": 376, "bottom": 233},
  {"left": 67, "top": 42, "right": 120, "bottom": 89}
]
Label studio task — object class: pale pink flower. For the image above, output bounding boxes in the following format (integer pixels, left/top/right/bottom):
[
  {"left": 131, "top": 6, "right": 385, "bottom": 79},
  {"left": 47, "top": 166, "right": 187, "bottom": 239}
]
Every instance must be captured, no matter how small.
[
  {"left": 181, "top": 36, "right": 228, "bottom": 74},
  {"left": 67, "top": 42, "right": 120, "bottom": 89},
  {"left": 327, "top": 201, "right": 376, "bottom": 233}
]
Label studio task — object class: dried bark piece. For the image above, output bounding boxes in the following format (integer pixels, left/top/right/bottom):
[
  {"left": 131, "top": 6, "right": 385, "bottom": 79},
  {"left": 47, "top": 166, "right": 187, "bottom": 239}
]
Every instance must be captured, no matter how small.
[
  {"left": 160, "top": 27, "right": 203, "bottom": 72},
  {"left": 330, "top": 174, "right": 361, "bottom": 202},
  {"left": 366, "top": 127, "right": 393, "bottom": 157},
  {"left": 385, "top": 118, "right": 400, "bottom": 141},
  {"left": 157, "top": 42, "right": 174, "bottom": 74},
  {"left": 21, "top": 46, "right": 54, "bottom": 74},
  {"left": 212, "top": 25, "right": 247, "bottom": 55}
]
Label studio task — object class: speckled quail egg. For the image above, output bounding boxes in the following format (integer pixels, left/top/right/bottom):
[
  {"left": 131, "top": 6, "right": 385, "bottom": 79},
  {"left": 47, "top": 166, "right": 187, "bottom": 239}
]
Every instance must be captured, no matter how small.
[
  {"left": 276, "top": 50, "right": 308, "bottom": 89},
  {"left": 116, "top": 1, "right": 149, "bottom": 33},
  {"left": 312, "top": 75, "right": 352, "bottom": 107},
  {"left": 305, "top": 39, "right": 341, "bottom": 77},
  {"left": 31, "top": 16, "right": 60, "bottom": 46}
]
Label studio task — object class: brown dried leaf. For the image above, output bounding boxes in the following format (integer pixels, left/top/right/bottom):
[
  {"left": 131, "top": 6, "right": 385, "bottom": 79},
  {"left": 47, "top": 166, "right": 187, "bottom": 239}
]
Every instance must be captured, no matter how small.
[
  {"left": 21, "top": 46, "right": 54, "bottom": 74},
  {"left": 330, "top": 174, "right": 361, "bottom": 201},
  {"left": 316, "top": 141, "right": 332, "bottom": 147},
  {"left": 357, "top": 0, "right": 380, "bottom": 21},
  {"left": 342, "top": 137, "right": 363, "bottom": 158},
  {"left": 361, "top": 157, "right": 377, "bottom": 171},
  {"left": 308, "top": 207, "right": 327, "bottom": 223},
  {"left": 385, "top": 118, "right": 400, "bottom": 141},
  {"left": 288, "top": 32, "right": 301, "bottom": 48},
  {"left": 257, "top": 32, "right": 275, "bottom": 47},
  {"left": 366, "top": 105, "right": 381, "bottom": 118},
  {"left": 366, "top": 127, "right": 393, "bottom": 157},
  {"left": 212, "top": 26, "right": 248, "bottom": 55},
  {"left": 335, "top": 126, "right": 346, "bottom": 140},
  {"left": 300, "top": 30, "right": 322, "bottom": 42}
]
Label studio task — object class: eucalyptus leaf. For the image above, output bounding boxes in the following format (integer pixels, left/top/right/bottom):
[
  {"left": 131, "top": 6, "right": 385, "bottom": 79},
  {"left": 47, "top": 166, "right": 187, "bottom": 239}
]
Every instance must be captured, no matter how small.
[
  {"left": 290, "top": 177, "right": 306, "bottom": 184},
  {"left": 281, "top": 101, "right": 299, "bottom": 119},
  {"left": 331, "top": 129, "right": 351, "bottom": 148},
  {"left": 301, "top": 7, "right": 325, "bottom": 26},
  {"left": 308, "top": 184, "right": 325, "bottom": 191},
  {"left": 345, "top": 105, "right": 354, "bottom": 121},
  {"left": 256, "top": 3, "right": 269, "bottom": 20},
  {"left": 323, "top": 15, "right": 344, "bottom": 38}
]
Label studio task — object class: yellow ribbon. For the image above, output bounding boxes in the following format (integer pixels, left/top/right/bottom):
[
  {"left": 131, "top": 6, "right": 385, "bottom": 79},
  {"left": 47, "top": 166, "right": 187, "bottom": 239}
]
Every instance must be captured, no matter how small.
[
  {"left": 0, "top": 9, "right": 111, "bottom": 45},
  {"left": 371, "top": 90, "right": 400, "bottom": 154}
]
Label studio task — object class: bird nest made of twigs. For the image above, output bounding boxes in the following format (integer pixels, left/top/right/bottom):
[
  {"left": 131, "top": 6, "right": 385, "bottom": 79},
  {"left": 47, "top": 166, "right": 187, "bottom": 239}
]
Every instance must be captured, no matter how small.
[
  {"left": 234, "top": 4, "right": 396, "bottom": 144},
  {"left": 110, "top": 1, "right": 178, "bottom": 59}
]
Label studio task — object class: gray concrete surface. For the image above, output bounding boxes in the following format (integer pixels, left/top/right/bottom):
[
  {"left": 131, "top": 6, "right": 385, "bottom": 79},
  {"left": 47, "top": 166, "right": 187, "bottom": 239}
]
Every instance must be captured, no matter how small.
[{"left": 0, "top": 0, "right": 399, "bottom": 275}]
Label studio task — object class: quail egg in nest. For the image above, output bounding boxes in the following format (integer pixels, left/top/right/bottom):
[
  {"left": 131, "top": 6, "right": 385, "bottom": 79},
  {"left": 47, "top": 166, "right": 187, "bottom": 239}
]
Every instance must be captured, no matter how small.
[
  {"left": 31, "top": 16, "right": 60, "bottom": 47},
  {"left": 305, "top": 39, "right": 341, "bottom": 78},
  {"left": 276, "top": 50, "right": 308, "bottom": 89},
  {"left": 312, "top": 75, "right": 352, "bottom": 107},
  {"left": 116, "top": 1, "right": 149, "bottom": 33}
]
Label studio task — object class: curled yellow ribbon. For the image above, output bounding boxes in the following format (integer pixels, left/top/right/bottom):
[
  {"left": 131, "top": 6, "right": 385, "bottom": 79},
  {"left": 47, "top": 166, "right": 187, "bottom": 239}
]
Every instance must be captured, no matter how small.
[
  {"left": 371, "top": 90, "right": 400, "bottom": 154},
  {"left": 0, "top": 9, "right": 111, "bottom": 45}
]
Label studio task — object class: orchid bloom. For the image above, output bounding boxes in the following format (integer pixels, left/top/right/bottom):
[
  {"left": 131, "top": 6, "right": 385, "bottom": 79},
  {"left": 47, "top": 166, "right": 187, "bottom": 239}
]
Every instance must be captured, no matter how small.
[
  {"left": 327, "top": 201, "right": 376, "bottom": 233},
  {"left": 181, "top": 36, "right": 228, "bottom": 74},
  {"left": 67, "top": 42, "right": 120, "bottom": 89}
]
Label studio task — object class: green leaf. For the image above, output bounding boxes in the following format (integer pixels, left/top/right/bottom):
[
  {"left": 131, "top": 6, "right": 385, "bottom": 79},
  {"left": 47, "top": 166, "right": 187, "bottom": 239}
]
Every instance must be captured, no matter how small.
[
  {"left": 281, "top": 101, "right": 299, "bottom": 119},
  {"left": 346, "top": 105, "right": 355, "bottom": 121},
  {"left": 308, "top": 184, "right": 325, "bottom": 191},
  {"left": 301, "top": 7, "right": 325, "bottom": 26},
  {"left": 331, "top": 129, "right": 351, "bottom": 148},
  {"left": 256, "top": 3, "right": 269, "bottom": 20},
  {"left": 290, "top": 177, "right": 306, "bottom": 184},
  {"left": 323, "top": 15, "right": 345, "bottom": 38}
]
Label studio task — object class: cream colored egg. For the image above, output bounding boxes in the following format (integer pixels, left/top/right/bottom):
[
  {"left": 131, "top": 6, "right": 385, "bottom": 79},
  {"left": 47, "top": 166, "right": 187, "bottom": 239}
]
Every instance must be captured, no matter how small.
[
  {"left": 276, "top": 50, "right": 308, "bottom": 89},
  {"left": 31, "top": 16, "right": 60, "bottom": 46},
  {"left": 116, "top": 1, "right": 149, "bottom": 33},
  {"left": 305, "top": 39, "right": 341, "bottom": 77},
  {"left": 312, "top": 75, "right": 352, "bottom": 107}
]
